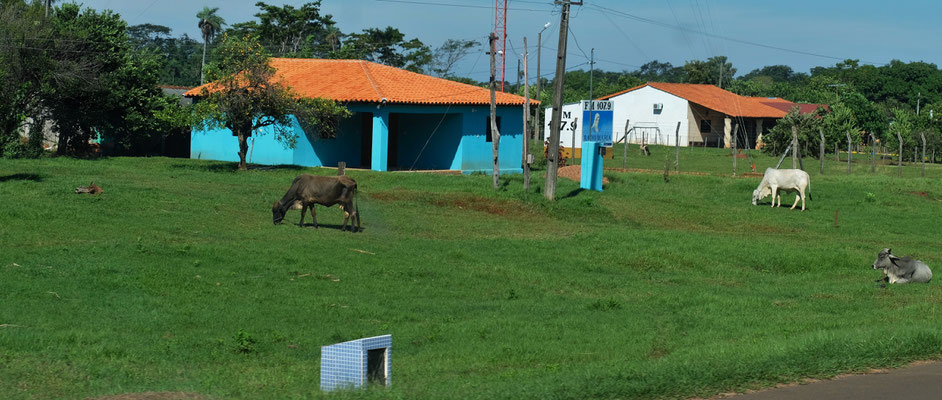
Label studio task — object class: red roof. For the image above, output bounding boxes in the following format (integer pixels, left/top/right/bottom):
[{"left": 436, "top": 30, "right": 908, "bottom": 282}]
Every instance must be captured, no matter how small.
[
  {"left": 600, "top": 82, "right": 824, "bottom": 118},
  {"left": 184, "top": 58, "right": 537, "bottom": 106}
]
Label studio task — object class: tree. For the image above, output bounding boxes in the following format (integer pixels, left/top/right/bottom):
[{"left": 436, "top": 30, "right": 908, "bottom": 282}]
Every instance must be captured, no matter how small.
[
  {"left": 759, "top": 107, "right": 823, "bottom": 157},
  {"left": 193, "top": 33, "right": 350, "bottom": 171},
  {"left": 684, "top": 56, "right": 735, "bottom": 88},
  {"left": 0, "top": 0, "right": 51, "bottom": 156},
  {"left": 227, "top": 1, "right": 337, "bottom": 58},
  {"left": 431, "top": 38, "right": 478, "bottom": 78},
  {"left": 336, "top": 27, "right": 432, "bottom": 73},
  {"left": 632, "top": 60, "right": 685, "bottom": 83},
  {"left": 197, "top": 6, "right": 225, "bottom": 84}
]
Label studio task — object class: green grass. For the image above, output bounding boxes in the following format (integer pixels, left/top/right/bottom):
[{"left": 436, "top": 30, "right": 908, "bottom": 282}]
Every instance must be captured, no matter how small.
[{"left": 1, "top": 152, "right": 941, "bottom": 399}]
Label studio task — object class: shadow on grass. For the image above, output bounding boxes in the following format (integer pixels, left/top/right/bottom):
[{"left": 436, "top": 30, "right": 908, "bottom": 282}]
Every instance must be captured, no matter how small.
[
  {"left": 170, "top": 162, "right": 308, "bottom": 173},
  {"left": 290, "top": 222, "right": 363, "bottom": 232},
  {"left": 563, "top": 188, "right": 586, "bottom": 199},
  {"left": 0, "top": 173, "right": 44, "bottom": 182}
]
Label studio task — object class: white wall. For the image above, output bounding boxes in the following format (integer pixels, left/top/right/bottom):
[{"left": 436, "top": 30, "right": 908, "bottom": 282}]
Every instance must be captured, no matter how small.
[
  {"left": 608, "top": 86, "right": 691, "bottom": 146},
  {"left": 542, "top": 103, "right": 583, "bottom": 148}
]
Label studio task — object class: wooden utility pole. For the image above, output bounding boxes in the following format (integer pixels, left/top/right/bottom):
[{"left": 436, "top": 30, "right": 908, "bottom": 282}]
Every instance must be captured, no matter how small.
[
  {"left": 516, "top": 59, "right": 521, "bottom": 93},
  {"left": 732, "top": 122, "right": 738, "bottom": 175},
  {"left": 534, "top": 25, "right": 547, "bottom": 139},
  {"left": 488, "top": 33, "right": 501, "bottom": 189},
  {"left": 674, "top": 121, "right": 680, "bottom": 172},
  {"left": 845, "top": 131, "right": 852, "bottom": 174},
  {"left": 921, "top": 131, "right": 927, "bottom": 177},
  {"left": 897, "top": 129, "right": 903, "bottom": 178},
  {"left": 622, "top": 120, "right": 630, "bottom": 170},
  {"left": 871, "top": 135, "right": 876, "bottom": 173},
  {"left": 544, "top": 0, "right": 580, "bottom": 200},
  {"left": 819, "top": 128, "right": 825, "bottom": 174},
  {"left": 791, "top": 125, "right": 798, "bottom": 169},
  {"left": 522, "top": 37, "right": 531, "bottom": 190}
]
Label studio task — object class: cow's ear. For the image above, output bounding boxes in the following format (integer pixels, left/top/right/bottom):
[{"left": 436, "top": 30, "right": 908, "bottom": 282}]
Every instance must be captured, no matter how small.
[{"left": 272, "top": 200, "right": 280, "bottom": 209}]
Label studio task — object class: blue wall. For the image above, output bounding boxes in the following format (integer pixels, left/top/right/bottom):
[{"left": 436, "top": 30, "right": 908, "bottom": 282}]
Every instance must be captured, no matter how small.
[{"left": 190, "top": 103, "right": 525, "bottom": 173}]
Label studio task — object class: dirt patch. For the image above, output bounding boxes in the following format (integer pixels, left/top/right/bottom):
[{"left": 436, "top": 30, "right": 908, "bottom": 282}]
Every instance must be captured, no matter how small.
[
  {"left": 557, "top": 165, "right": 611, "bottom": 184},
  {"left": 432, "top": 194, "right": 511, "bottom": 215},
  {"left": 370, "top": 189, "right": 539, "bottom": 218},
  {"left": 911, "top": 191, "right": 930, "bottom": 198},
  {"left": 84, "top": 393, "right": 207, "bottom": 400}
]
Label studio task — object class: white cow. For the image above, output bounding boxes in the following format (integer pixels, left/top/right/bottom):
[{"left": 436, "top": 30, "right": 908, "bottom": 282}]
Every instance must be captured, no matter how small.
[{"left": 751, "top": 168, "right": 811, "bottom": 211}]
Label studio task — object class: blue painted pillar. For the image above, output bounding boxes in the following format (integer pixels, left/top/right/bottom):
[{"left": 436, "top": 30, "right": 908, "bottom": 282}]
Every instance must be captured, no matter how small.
[
  {"left": 371, "top": 109, "right": 389, "bottom": 171},
  {"left": 580, "top": 141, "right": 604, "bottom": 191}
]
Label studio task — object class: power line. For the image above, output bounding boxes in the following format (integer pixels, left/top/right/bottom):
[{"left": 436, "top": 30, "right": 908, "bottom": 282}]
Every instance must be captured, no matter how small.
[
  {"left": 587, "top": 3, "right": 884, "bottom": 65},
  {"left": 373, "top": 0, "right": 549, "bottom": 12}
]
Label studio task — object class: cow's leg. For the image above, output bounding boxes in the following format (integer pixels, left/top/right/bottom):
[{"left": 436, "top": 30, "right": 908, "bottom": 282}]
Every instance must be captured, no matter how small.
[
  {"left": 771, "top": 186, "right": 778, "bottom": 207},
  {"left": 800, "top": 187, "right": 806, "bottom": 211},
  {"left": 355, "top": 209, "right": 361, "bottom": 233},
  {"left": 310, "top": 205, "right": 318, "bottom": 229},
  {"left": 299, "top": 204, "right": 307, "bottom": 227},
  {"left": 790, "top": 192, "right": 800, "bottom": 210}
]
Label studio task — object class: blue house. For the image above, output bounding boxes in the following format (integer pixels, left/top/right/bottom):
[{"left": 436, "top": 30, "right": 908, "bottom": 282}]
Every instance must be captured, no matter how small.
[{"left": 185, "top": 59, "right": 537, "bottom": 173}]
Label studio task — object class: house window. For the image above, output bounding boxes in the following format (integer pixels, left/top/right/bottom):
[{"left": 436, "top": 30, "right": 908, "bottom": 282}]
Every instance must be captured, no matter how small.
[
  {"left": 486, "top": 116, "right": 501, "bottom": 142},
  {"left": 653, "top": 103, "right": 664, "bottom": 115},
  {"left": 700, "top": 120, "right": 711, "bottom": 133}
]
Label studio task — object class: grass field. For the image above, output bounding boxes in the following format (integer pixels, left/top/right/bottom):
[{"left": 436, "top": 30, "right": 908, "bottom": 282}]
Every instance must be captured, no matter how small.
[{"left": 1, "top": 148, "right": 941, "bottom": 399}]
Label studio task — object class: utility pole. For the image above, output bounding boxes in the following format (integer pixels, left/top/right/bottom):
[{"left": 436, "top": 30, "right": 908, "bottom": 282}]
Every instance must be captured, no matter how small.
[
  {"left": 516, "top": 59, "right": 521, "bottom": 93},
  {"left": 545, "top": 0, "right": 581, "bottom": 201},
  {"left": 523, "top": 36, "right": 531, "bottom": 190},
  {"left": 533, "top": 22, "right": 550, "bottom": 140},
  {"left": 921, "top": 131, "right": 926, "bottom": 177},
  {"left": 791, "top": 125, "right": 798, "bottom": 169},
  {"left": 916, "top": 92, "right": 922, "bottom": 116},
  {"left": 489, "top": 33, "right": 501, "bottom": 189},
  {"left": 871, "top": 135, "right": 876, "bottom": 173},
  {"left": 846, "top": 130, "right": 852, "bottom": 174},
  {"left": 897, "top": 129, "right": 903, "bottom": 178},
  {"left": 732, "top": 122, "right": 738, "bottom": 175},
  {"left": 674, "top": 121, "right": 680, "bottom": 172}
]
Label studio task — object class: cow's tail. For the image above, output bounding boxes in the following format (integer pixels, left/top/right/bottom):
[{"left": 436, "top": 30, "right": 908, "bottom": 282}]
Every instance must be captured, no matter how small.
[
  {"left": 353, "top": 183, "right": 361, "bottom": 231},
  {"left": 807, "top": 178, "right": 812, "bottom": 201}
]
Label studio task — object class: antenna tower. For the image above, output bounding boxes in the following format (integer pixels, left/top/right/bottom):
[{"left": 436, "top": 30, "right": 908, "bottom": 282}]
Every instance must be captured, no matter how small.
[{"left": 494, "top": 0, "right": 507, "bottom": 92}]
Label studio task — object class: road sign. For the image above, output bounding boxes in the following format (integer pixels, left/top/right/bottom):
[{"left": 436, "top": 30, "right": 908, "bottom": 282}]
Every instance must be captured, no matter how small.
[{"left": 581, "top": 100, "right": 613, "bottom": 146}]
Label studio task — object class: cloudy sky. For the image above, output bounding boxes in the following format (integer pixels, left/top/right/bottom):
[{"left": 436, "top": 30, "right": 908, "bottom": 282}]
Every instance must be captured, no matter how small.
[{"left": 76, "top": 0, "right": 942, "bottom": 82}]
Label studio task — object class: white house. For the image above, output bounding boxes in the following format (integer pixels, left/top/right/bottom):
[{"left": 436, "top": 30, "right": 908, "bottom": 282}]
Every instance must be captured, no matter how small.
[{"left": 545, "top": 82, "right": 826, "bottom": 152}]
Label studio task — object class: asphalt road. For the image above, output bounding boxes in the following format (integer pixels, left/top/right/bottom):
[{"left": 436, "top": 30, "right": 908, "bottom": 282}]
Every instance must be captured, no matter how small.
[{"left": 723, "top": 361, "right": 942, "bottom": 399}]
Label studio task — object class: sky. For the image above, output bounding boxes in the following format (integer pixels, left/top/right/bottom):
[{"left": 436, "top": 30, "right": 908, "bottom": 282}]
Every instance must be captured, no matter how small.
[{"left": 76, "top": 0, "right": 942, "bottom": 83}]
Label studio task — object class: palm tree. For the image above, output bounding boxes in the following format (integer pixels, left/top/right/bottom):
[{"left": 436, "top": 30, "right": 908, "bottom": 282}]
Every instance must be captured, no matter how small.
[
  {"left": 324, "top": 24, "right": 342, "bottom": 53},
  {"left": 197, "top": 6, "right": 225, "bottom": 84}
]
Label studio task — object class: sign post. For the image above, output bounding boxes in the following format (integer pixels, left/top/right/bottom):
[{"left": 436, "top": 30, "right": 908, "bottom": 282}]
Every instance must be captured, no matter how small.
[{"left": 579, "top": 100, "right": 613, "bottom": 191}]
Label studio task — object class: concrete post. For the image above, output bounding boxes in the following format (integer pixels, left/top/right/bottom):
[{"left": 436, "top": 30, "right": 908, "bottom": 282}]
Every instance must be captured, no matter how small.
[
  {"left": 371, "top": 109, "right": 389, "bottom": 172},
  {"left": 723, "top": 116, "right": 732, "bottom": 149}
]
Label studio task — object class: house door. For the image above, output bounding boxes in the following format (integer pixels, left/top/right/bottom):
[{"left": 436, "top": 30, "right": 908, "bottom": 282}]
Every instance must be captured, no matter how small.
[
  {"left": 360, "top": 113, "right": 372, "bottom": 168},
  {"left": 387, "top": 113, "right": 400, "bottom": 169}
]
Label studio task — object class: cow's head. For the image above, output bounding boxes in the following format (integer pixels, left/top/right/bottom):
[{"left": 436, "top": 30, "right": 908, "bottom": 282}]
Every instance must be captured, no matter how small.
[
  {"left": 873, "top": 248, "right": 895, "bottom": 270},
  {"left": 272, "top": 201, "right": 285, "bottom": 224},
  {"left": 752, "top": 187, "right": 770, "bottom": 205}
]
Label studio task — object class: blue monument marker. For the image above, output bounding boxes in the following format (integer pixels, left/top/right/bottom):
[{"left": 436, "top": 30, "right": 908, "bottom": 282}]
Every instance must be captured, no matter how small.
[{"left": 580, "top": 100, "right": 613, "bottom": 191}]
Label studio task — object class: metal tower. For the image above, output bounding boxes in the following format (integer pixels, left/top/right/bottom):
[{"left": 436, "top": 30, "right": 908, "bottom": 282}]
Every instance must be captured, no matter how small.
[{"left": 494, "top": 0, "right": 507, "bottom": 92}]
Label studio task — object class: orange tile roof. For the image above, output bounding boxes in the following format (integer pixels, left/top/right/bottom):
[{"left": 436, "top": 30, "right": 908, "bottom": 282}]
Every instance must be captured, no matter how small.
[
  {"left": 600, "top": 82, "right": 807, "bottom": 118},
  {"left": 184, "top": 58, "right": 537, "bottom": 106}
]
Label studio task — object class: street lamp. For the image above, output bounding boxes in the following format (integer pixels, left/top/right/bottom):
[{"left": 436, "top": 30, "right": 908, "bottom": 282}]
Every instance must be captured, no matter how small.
[{"left": 533, "top": 22, "right": 551, "bottom": 140}]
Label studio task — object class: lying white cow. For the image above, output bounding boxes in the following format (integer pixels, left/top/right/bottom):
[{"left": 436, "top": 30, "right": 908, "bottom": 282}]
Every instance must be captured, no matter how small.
[
  {"left": 872, "top": 248, "right": 932, "bottom": 284},
  {"left": 751, "top": 168, "right": 810, "bottom": 211}
]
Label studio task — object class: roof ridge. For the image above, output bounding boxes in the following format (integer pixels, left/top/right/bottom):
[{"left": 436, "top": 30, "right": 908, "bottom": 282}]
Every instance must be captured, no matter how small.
[{"left": 359, "top": 60, "right": 386, "bottom": 100}]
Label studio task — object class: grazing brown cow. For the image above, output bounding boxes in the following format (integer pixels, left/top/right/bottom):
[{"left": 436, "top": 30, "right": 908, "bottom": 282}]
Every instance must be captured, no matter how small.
[{"left": 272, "top": 174, "right": 360, "bottom": 232}]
